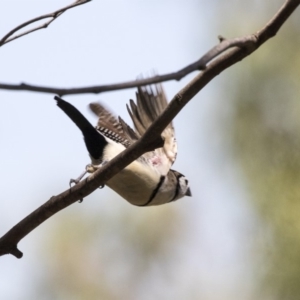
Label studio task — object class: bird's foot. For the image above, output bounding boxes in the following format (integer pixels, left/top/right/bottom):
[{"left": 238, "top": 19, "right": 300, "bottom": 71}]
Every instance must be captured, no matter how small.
[
  {"left": 86, "top": 162, "right": 107, "bottom": 189},
  {"left": 69, "top": 162, "right": 107, "bottom": 192},
  {"left": 69, "top": 169, "right": 88, "bottom": 187}
]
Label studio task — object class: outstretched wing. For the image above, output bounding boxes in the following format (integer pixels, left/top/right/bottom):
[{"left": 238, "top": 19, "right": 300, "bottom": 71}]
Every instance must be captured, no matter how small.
[
  {"left": 89, "top": 102, "right": 138, "bottom": 147},
  {"left": 127, "top": 84, "right": 177, "bottom": 174},
  {"left": 89, "top": 84, "right": 177, "bottom": 175}
]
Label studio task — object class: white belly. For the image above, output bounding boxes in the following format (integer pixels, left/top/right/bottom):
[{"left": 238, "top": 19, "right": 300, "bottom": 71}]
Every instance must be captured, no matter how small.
[
  {"left": 106, "top": 160, "right": 160, "bottom": 206},
  {"left": 99, "top": 137, "right": 175, "bottom": 206}
]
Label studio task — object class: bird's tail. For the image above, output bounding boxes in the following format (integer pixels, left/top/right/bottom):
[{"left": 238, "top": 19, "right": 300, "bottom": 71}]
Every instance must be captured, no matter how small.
[{"left": 54, "top": 96, "right": 107, "bottom": 160}]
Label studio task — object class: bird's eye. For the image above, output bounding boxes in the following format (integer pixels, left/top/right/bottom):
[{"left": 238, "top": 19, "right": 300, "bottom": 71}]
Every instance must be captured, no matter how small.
[{"left": 185, "top": 179, "right": 188, "bottom": 185}]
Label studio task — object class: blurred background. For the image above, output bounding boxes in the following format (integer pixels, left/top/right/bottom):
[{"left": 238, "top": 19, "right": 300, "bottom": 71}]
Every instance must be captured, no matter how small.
[{"left": 0, "top": 0, "right": 300, "bottom": 299}]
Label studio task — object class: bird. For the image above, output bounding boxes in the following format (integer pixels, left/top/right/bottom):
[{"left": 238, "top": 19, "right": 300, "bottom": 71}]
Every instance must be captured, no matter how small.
[{"left": 54, "top": 84, "right": 191, "bottom": 206}]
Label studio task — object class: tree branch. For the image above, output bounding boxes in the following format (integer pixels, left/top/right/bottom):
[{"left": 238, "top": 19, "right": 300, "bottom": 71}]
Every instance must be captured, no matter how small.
[
  {"left": 0, "top": 0, "right": 91, "bottom": 47},
  {"left": 0, "top": 27, "right": 273, "bottom": 95},
  {"left": 1, "top": 0, "right": 293, "bottom": 96},
  {"left": 0, "top": 0, "right": 299, "bottom": 259},
  {"left": 0, "top": 35, "right": 266, "bottom": 96}
]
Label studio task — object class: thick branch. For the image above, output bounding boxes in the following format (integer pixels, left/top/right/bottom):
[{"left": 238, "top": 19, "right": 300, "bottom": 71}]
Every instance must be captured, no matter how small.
[
  {"left": 0, "top": 0, "right": 299, "bottom": 259},
  {"left": 0, "top": 0, "right": 91, "bottom": 47}
]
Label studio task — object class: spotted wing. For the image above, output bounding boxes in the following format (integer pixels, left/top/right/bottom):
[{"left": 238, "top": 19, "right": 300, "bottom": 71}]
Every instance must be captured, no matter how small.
[{"left": 89, "top": 102, "right": 138, "bottom": 147}]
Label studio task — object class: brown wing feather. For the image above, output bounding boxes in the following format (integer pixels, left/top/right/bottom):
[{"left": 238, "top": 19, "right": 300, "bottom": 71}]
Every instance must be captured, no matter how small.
[
  {"left": 118, "top": 116, "right": 140, "bottom": 142},
  {"left": 126, "top": 100, "right": 146, "bottom": 136},
  {"left": 89, "top": 103, "right": 123, "bottom": 134},
  {"left": 88, "top": 84, "right": 177, "bottom": 173},
  {"left": 127, "top": 84, "right": 178, "bottom": 172},
  {"left": 89, "top": 102, "right": 134, "bottom": 147},
  {"left": 128, "top": 85, "right": 171, "bottom": 134}
]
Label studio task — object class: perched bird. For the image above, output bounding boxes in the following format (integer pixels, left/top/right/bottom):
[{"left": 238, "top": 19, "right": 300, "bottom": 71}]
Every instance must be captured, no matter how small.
[{"left": 54, "top": 85, "right": 191, "bottom": 206}]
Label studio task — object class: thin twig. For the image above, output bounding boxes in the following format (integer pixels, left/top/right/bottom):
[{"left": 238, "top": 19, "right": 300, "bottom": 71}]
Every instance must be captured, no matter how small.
[
  {"left": 0, "top": 6, "right": 275, "bottom": 96},
  {"left": 0, "top": 33, "right": 261, "bottom": 95},
  {"left": 0, "top": 0, "right": 299, "bottom": 259},
  {"left": 0, "top": 0, "right": 91, "bottom": 47},
  {"left": 0, "top": 10, "right": 288, "bottom": 97}
]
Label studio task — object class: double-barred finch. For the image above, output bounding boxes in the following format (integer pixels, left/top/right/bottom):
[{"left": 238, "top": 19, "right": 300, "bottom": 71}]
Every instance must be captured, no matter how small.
[{"left": 54, "top": 85, "right": 191, "bottom": 206}]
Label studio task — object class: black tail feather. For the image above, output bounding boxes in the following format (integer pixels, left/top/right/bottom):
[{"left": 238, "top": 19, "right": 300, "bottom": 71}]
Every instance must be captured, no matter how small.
[{"left": 54, "top": 96, "right": 107, "bottom": 160}]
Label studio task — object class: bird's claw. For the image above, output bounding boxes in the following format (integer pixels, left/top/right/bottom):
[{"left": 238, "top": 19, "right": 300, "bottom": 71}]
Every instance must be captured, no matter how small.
[
  {"left": 68, "top": 162, "right": 107, "bottom": 199},
  {"left": 69, "top": 178, "right": 80, "bottom": 187}
]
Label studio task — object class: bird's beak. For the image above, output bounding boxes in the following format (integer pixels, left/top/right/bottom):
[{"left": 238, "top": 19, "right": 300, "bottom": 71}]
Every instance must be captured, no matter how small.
[{"left": 185, "top": 187, "right": 192, "bottom": 197}]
